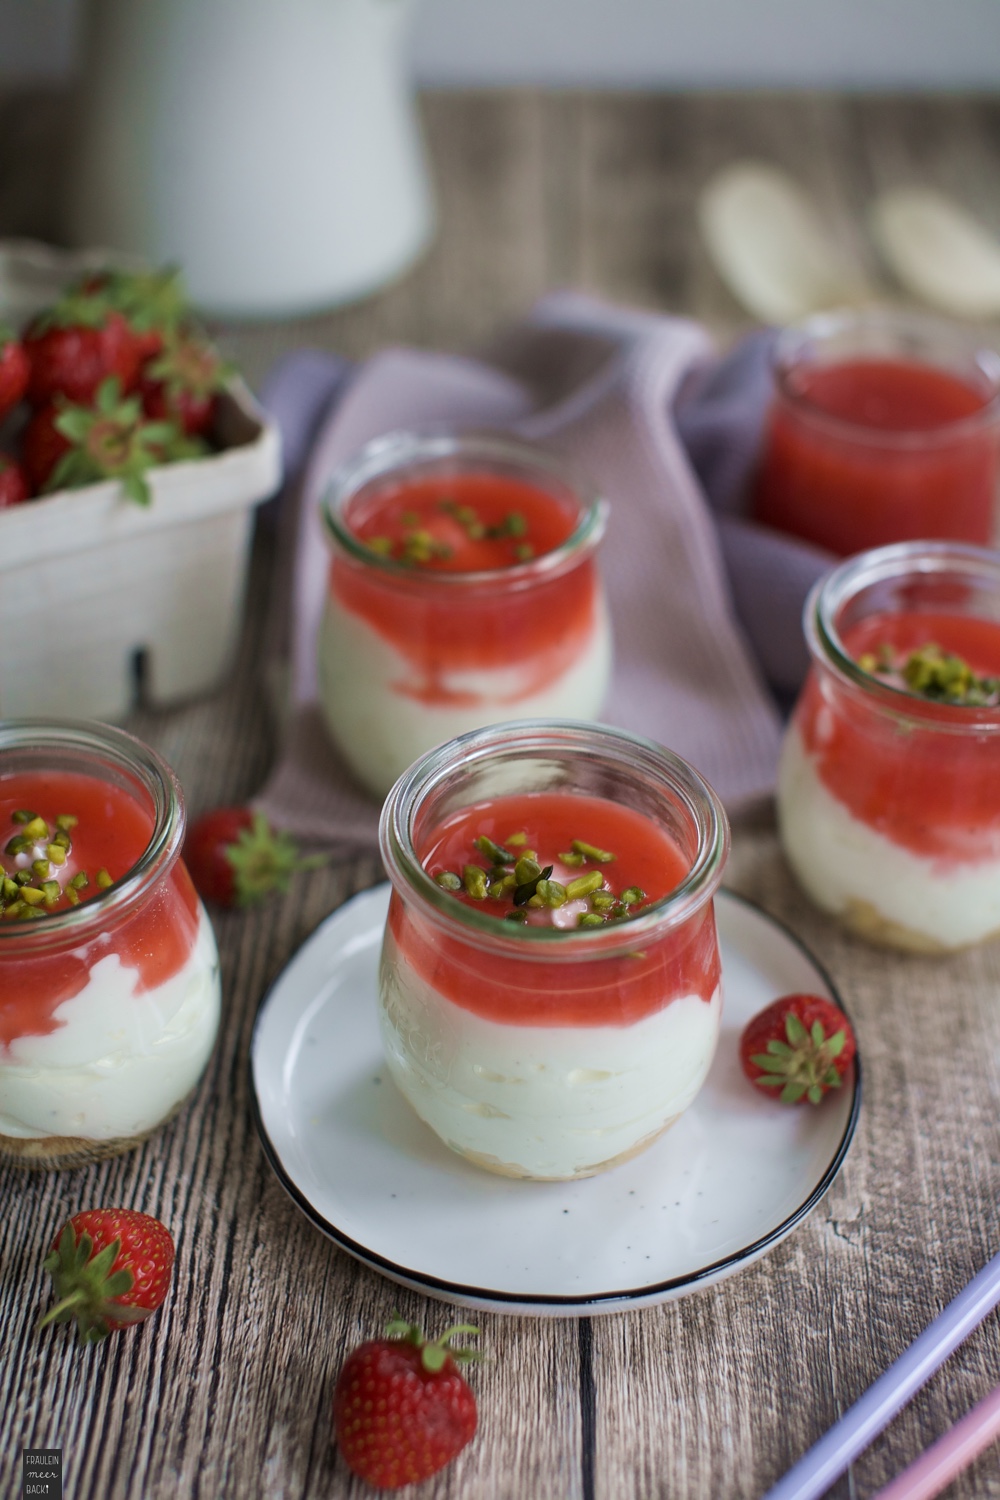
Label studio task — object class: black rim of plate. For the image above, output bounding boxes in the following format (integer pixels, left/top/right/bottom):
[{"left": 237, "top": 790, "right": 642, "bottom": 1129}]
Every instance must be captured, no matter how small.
[{"left": 248, "top": 885, "right": 862, "bottom": 1313}]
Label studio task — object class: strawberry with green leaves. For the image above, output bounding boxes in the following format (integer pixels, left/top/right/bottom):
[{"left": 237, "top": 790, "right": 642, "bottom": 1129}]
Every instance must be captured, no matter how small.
[
  {"left": 184, "top": 806, "right": 326, "bottom": 908},
  {"left": 740, "top": 993, "right": 856, "bottom": 1105},
  {"left": 75, "top": 265, "right": 190, "bottom": 363},
  {"left": 38, "top": 1208, "right": 175, "bottom": 1343},
  {"left": 24, "top": 290, "right": 142, "bottom": 406},
  {"left": 30, "top": 376, "right": 204, "bottom": 505},
  {"left": 140, "top": 332, "right": 232, "bottom": 437},
  {"left": 333, "top": 1318, "right": 480, "bottom": 1489}
]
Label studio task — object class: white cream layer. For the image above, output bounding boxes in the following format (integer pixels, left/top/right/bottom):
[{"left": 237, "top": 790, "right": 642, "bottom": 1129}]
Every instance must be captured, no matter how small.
[
  {"left": 318, "top": 591, "right": 612, "bottom": 799},
  {"left": 0, "top": 905, "right": 221, "bottom": 1140},
  {"left": 378, "top": 926, "right": 721, "bottom": 1179},
  {"left": 778, "top": 724, "right": 1000, "bottom": 949}
]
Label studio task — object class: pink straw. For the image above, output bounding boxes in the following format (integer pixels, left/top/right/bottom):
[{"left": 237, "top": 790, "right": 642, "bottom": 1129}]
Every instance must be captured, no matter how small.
[{"left": 872, "top": 1382, "right": 1000, "bottom": 1500}]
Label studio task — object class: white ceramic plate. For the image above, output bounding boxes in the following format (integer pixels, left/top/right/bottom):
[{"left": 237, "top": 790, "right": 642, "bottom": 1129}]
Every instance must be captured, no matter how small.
[{"left": 250, "top": 885, "right": 860, "bottom": 1316}]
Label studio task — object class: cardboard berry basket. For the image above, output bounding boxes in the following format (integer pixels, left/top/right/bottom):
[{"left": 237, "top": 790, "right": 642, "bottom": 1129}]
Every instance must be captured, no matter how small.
[{"left": 0, "top": 239, "right": 282, "bottom": 719}]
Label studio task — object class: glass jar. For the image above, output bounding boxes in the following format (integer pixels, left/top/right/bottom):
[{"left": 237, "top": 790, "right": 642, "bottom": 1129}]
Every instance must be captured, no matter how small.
[
  {"left": 0, "top": 719, "right": 221, "bottom": 1169},
  {"left": 378, "top": 719, "right": 730, "bottom": 1181},
  {"left": 777, "top": 542, "right": 1000, "bottom": 952},
  {"left": 753, "top": 308, "right": 1000, "bottom": 555},
  {"left": 318, "top": 430, "right": 611, "bottom": 799}
]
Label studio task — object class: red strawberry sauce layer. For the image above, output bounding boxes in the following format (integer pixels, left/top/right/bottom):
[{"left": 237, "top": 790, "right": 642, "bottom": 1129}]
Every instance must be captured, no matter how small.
[
  {"left": 389, "top": 792, "right": 721, "bottom": 1026},
  {"left": 796, "top": 609, "right": 1000, "bottom": 862},
  {"left": 755, "top": 358, "right": 997, "bottom": 554},
  {"left": 0, "top": 771, "right": 199, "bottom": 1047},
  {"left": 331, "top": 472, "right": 601, "bottom": 707}
]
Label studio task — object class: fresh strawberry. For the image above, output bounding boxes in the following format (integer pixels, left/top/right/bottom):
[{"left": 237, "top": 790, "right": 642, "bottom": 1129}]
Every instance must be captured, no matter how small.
[
  {"left": 333, "top": 1318, "right": 480, "bottom": 1490},
  {"left": 740, "top": 993, "right": 856, "bottom": 1105},
  {"left": 38, "top": 1208, "right": 175, "bottom": 1344},
  {"left": 76, "top": 265, "right": 190, "bottom": 363},
  {"left": 140, "top": 332, "right": 231, "bottom": 437},
  {"left": 24, "top": 292, "right": 142, "bottom": 406},
  {"left": 0, "top": 451, "right": 30, "bottom": 506},
  {"left": 0, "top": 327, "right": 29, "bottom": 419},
  {"left": 35, "top": 377, "right": 200, "bottom": 505},
  {"left": 20, "top": 405, "right": 71, "bottom": 492},
  {"left": 184, "top": 806, "right": 325, "bottom": 908}
]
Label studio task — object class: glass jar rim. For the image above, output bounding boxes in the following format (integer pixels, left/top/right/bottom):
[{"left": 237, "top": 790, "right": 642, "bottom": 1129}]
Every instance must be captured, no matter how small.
[
  {"left": 321, "top": 428, "right": 609, "bottom": 589},
  {"left": 379, "top": 718, "right": 730, "bottom": 955},
  {"left": 805, "top": 540, "right": 1000, "bottom": 732},
  {"left": 772, "top": 306, "right": 1000, "bottom": 450},
  {"left": 0, "top": 717, "right": 185, "bottom": 951}
]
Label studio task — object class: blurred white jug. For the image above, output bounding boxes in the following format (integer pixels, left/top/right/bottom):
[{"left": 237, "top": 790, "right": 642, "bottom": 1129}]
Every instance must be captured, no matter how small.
[{"left": 67, "top": 0, "right": 434, "bottom": 317}]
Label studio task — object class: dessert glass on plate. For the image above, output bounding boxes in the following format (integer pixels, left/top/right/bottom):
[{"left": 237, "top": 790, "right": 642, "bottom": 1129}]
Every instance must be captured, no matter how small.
[
  {"left": 0, "top": 719, "right": 221, "bottom": 1168},
  {"left": 378, "top": 719, "right": 730, "bottom": 1181},
  {"left": 778, "top": 541, "right": 1000, "bottom": 951},
  {"left": 318, "top": 430, "right": 611, "bottom": 799}
]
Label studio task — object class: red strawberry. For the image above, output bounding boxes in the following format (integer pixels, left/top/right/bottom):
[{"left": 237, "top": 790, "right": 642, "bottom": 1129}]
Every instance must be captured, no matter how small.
[
  {"left": 38, "top": 1208, "right": 175, "bottom": 1343},
  {"left": 184, "top": 806, "right": 325, "bottom": 908},
  {"left": 24, "top": 295, "right": 142, "bottom": 406},
  {"left": 333, "top": 1318, "right": 480, "bottom": 1489},
  {"left": 140, "top": 333, "right": 231, "bottom": 437},
  {"left": 740, "top": 993, "right": 856, "bottom": 1105},
  {"left": 0, "top": 328, "right": 29, "bottom": 419},
  {"left": 20, "top": 404, "right": 71, "bottom": 492},
  {"left": 26, "top": 377, "right": 198, "bottom": 505},
  {"left": 0, "top": 451, "right": 30, "bottom": 506},
  {"left": 75, "top": 265, "right": 190, "bottom": 363}
]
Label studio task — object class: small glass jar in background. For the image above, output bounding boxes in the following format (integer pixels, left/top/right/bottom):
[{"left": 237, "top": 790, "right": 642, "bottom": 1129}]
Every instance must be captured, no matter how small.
[
  {"left": 0, "top": 720, "right": 221, "bottom": 1169},
  {"left": 318, "top": 430, "right": 611, "bottom": 800},
  {"left": 753, "top": 309, "right": 1000, "bottom": 556},
  {"left": 378, "top": 719, "right": 730, "bottom": 1181},
  {"left": 777, "top": 542, "right": 1000, "bottom": 952}
]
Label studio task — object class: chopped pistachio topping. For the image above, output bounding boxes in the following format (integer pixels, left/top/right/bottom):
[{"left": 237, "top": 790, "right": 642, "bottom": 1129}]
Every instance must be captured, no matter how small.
[
  {"left": 22, "top": 816, "right": 49, "bottom": 841},
  {"left": 12, "top": 809, "right": 37, "bottom": 824},
  {"left": 432, "top": 827, "right": 649, "bottom": 930},
  {"left": 31, "top": 858, "right": 50, "bottom": 879},
  {"left": 55, "top": 814, "right": 78, "bottom": 831},
  {"left": 859, "top": 641, "right": 1000, "bottom": 707},
  {"left": 96, "top": 868, "right": 113, "bottom": 889},
  {"left": 0, "top": 803, "right": 96, "bottom": 919},
  {"left": 47, "top": 843, "right": 66, "bottom": 865}
]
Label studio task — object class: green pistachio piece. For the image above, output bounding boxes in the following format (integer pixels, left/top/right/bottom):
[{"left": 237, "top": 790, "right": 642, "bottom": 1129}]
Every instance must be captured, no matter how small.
[
  {"left": 620, "top": 887, "right": 646, "bottom": 906},
  {"left": 474, "top": 835, "right": 513, "bottom": 866},
  {"left": 435, "top": 871, "right": 462, "bottom": 891},
  {"left": 31, "top": 858, "right": 50, "bottom": 879},
  {"left": 565, "top": 870, "right": 605, "bottom": 901},
  {"left": 19, "top": 886, "right": 45, "bottom": 906},
  {"left": 506, "top": 832, "right": 528, "bottom": 847},
  {"left": 12, "top": 809, "right": 38, "bottom": 824},
  {"left": 577, "top": 912, "right": 606, "bottom": 928},
  {"left": 22, "top": 816, "right": 49, "bottom": 841},
  {"left": 4, "top": 834, "right": 31, "bottom": 857},
  {"left": 70, "top": 871, "right": 90, "bottom": 890},
  {"left": 55, "top": 814, "right": 78, "bottom": 831},
  {"left": 47, "top": 843, "right": 67, "bottom": 865},
  {"left": 95, "top": 868, "right": 113, "bottom": 890},
  {"left": 41, "top": 880, "right": 61, "bottom": 906},
  {"left": 570, "top": 838, "right": 616, "bottom": 863},
  {"left": 535, "top": 878, "right": 567, "bottom": 908},
  {"left": 462, "top": 865, "right": 489, "bottom": 900},
  {"left": 513, "top": 855, "right": 542, "bottom": 886}
]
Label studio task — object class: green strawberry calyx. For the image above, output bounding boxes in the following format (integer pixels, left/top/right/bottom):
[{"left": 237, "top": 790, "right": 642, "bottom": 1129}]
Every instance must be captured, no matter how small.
[
  {"left": 47, "top": 376, "right": 204, "bottom": 505},
  {"left": 751, "top": 1012, "right": 847, "bottom": 1105},
  {"left": 384, "top": 1315, "right": 482, "bottom": 1372},
  {"left": 37, "top": 1223, "right": 145, "bottom": 1344},
  {"left": 225, "top": 813, "right": 326, "bottom": 906}
]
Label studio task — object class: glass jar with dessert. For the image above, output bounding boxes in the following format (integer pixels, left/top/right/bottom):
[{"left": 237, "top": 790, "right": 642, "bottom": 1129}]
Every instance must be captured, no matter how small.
[
  {"left": 318, "top": 431, "right": 611, "bottom": 799},
  {"left": 753, "top": 309, "right": 1000, "bottom": 555},
  {"left": 378, "top": 719, "right": 730, "bottom": 1181},
  {"left": 777, "top": 541, "right": 1000, "bottom": 951},
  {"left": 0, "top": 719, "right": 221, "bottom": 1168}
]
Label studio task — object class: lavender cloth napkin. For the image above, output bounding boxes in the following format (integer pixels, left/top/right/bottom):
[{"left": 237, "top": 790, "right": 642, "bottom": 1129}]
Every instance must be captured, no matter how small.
[{"left": 253, "top": 292, "right": 834, "bottom": 850}]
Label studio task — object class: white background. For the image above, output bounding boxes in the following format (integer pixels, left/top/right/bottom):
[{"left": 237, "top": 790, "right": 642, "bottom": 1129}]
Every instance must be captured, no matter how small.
[{"left": 1, "top": 0, "right": 1000, "bottom": 89}]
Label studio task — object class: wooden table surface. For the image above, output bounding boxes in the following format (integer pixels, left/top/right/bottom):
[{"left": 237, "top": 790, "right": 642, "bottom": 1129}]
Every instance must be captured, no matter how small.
[{"left": 2, "top": 90, "right": 1000, "bottom": 1500}]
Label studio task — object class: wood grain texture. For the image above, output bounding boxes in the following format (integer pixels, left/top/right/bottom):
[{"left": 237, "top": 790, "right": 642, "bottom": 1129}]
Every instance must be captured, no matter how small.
[{"left": 2, "top": 90, "right": 1000, "bottom": 1499}]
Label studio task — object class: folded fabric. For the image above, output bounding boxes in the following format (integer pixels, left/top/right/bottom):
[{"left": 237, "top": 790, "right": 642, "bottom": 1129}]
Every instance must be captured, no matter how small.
[{"left": 254, "top": 291, "right": 834, "bottom": 851}]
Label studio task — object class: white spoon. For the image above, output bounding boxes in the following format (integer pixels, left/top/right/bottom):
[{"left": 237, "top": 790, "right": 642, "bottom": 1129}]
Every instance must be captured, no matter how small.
[
  {"left": 698, "top": 161, "right": 868, "bottom": 324},
  {"left": 870, "top": 187, "right": 1000, "bottom": 319}
]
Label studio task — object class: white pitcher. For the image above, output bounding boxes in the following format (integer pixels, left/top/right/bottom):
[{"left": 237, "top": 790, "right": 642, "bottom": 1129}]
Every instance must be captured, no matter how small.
[{"left": 67, "top": 0, "right": 434, "bottom": 317}]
